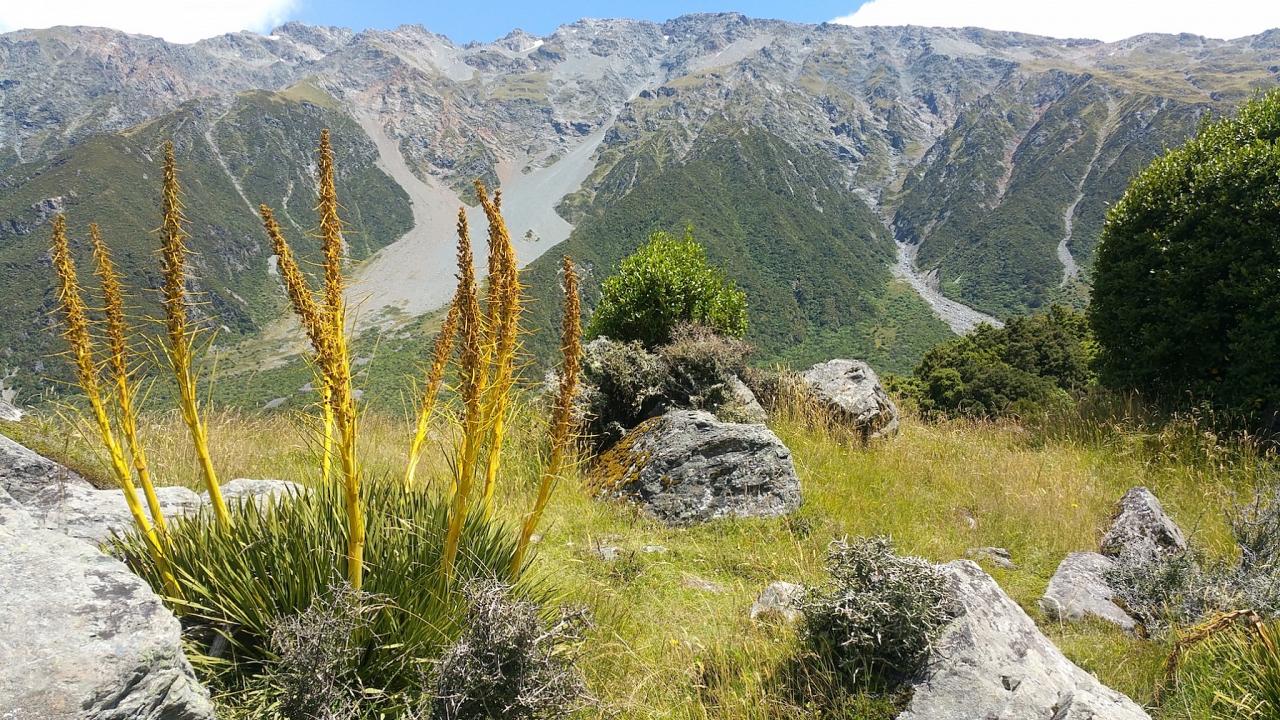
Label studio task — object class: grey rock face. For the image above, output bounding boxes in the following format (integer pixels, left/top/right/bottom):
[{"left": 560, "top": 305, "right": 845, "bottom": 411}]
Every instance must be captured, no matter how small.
[
  {"left": 801, "top": 360, "right": 900, "bottom": 439},
  {"left": 720, "top": 376, "right": 768, "bottom": 424},
  {"left": 1040, "top": 551, "right": 1137, "bottom": 632},
  {"left": 205, "top": 477, "right": 305, "bottom": 506},
  {"left": 898, "top": 560, "right": 1150, "bottom": 720},
  {"left": 1100, "top": 487, "right": 1188, "bottom": 564},
  {"left": 0, "top": 432, "right": 93, "bottom": 505},
  {"left": 27, "top": 483, "right": 203, "bottom": 546},
  {"left": 0, "top": 399, "right": 22, "bottom": 422},
  {"left": 750, "top": 581, "right": 805, "bottom": 623},
  {"left": 594, "top": 410, "right": 801, "bottom": 524},
  {"left": 0, "top": 500, "right": 215, "bottom": 720},
  {"left": 965, "top": 546, "right": 1016, "bottom": 570}
]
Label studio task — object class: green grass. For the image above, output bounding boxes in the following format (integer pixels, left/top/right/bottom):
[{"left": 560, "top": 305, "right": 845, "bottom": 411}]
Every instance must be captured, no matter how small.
[{"left": 4, "top": 394, "right": 1269, "bottom": 718}]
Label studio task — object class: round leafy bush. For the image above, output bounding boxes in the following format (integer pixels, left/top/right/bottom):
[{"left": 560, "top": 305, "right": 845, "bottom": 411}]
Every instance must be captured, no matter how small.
[
  {"left": 1091, "top": 89, "right": 1280, "bottom": 426},
  {"left": 799, "top": 537, "right": 958, "bottom": 690},
  {"left": 587, "top": 229, "right": 747, "bottom": 347}
]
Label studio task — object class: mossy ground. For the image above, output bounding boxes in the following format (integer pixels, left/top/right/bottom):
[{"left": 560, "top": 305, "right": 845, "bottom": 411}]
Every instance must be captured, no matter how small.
[{"left": 2, "top": 400, "right": 1265, "bottom": 718}]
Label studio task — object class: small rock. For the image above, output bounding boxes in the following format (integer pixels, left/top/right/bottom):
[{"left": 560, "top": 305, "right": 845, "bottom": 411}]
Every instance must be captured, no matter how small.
[
  {"left": 263, "top": 397, "right": 287, "bottom": 410},
  {"left": 682, "top": 573, "right": 725, "bottom": 593},
  {"left": 1100, "top": 487, "right": 1188, "bottom": 564},
  {"left": 750, "top": 581, "right": 805, "bottom": 623},
  {"left": 1040, "top": 552, "right": 1137, "bottom": 633},
  {"left": 719, "top": 376, "right": 768, "bottom": 424},
  {"left": 205, "top": 478, "right": 305, "bottom": 507},
  {"left": 0, "top": 398, "right": 23, "bottom": 422},
  {"left": 594, "top": 545, "right": 622, "bottom": 562},
  {"left": 591, "top": 410, "right": 801, "bottom": 525},
  {"left": 965, "top": 546, "right": 1015, "bottom": 569},
  {"left": 0, "top": 501, "right": 215, "bottom": 719},
  {"left": 640, "top": 544, "right": 667, "bottom": 554},
  {"left": 898, "top": 560, "right": 1150, "bottom": 720},
  {"left": 801, "top": 359, "right": 899, "bottom": 439}
]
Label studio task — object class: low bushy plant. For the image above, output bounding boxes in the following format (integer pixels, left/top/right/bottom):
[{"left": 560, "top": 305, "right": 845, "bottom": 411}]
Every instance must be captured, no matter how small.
[
  {"left": 579, "top": 337, "right": 669, "bottom": 448},
  {"left": 430, "top": 580, "right": 592, "bottom": 720},
  {"left": 657, "top": 323, "right": 750, "bottom": 411},
  {"left": 266, "top": 584, "right": 372, "bottom": 720},
  {"left": 114, "top": 480, "right": 526, "bottom": 713},
  {"left": 799, "top": 537, "right": 958, "bottom": 690},
  {"left": 586, "top": 229, "right": 747, "bottom": 348}
]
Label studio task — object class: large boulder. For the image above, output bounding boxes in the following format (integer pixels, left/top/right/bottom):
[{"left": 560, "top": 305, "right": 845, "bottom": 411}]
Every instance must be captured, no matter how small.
[
  {"left": 592, "top": 410, "right": 801, "bottom": 524},
  {"left": 1040, "top": 552, "right": 1138, "bottom": 633},
  {"left": 0, "top": 499, "right": 215, "bottom": 719},
  {"left": 27, "top": 483, "right": 203, "bottom": 545},
  {"left": 1100, "top": 487, "right": 1188, "bottom": 564},
  {"left": 801, "top": 360, "right": 899, "bottom": 439},
  {"left": 898, "top": 560, "right": 1150, "bottom": 720},
  {"left": 0, "top": 432, "right": 94, "bottom": 505}
]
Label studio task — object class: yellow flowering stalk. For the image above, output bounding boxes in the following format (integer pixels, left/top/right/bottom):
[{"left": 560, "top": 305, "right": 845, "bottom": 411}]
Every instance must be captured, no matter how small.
[
  {"left": 158, "top": 141, "right": 231, "bottom": 530},
  {"left": 405, "top": 296, "right": 459, "bottom": 487},
  {"left": 51, "top": 215, "right": 180, "bottom": 597},
  {"left": 512, "top": 256, "right": 582, "bottom": 574}
]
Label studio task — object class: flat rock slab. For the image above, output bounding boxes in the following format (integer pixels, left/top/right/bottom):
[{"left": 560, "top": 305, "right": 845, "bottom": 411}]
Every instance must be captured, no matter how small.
[
  {"left": 1100, "top": 487, "right": 1188, "bottom": 564},
  {"left": 1041, "top": 552, "right": 1137, "bottom": 632},
  {"left": 801, "top": 359, "right": 899, "bottom": 439},
  {"left": 26, "top": 483, "right": 203, "bottom": 546},
  {"left": 592, "top": 410, "right": 801, "bottom": 524},
  {"left": 898, "top": 560, "right": 1150, "bottom": 720},
  {"left": 0, "top": 501, "right": 215, "bottom": 720},
  {"left": 203, "top": 477, "right": 306, "bottom": 506}
]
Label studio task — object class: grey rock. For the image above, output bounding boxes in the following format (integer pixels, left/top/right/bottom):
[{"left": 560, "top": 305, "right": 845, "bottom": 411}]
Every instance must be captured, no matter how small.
[
  {"left": 0, "top": 432, "right": 93, "bottom": 505},
  {"left": 1100, "top": 487, "right": 1188, "bottom": 564},
  {"left": 640, "top": 544, "right": 668, "bottom": 554},
  {"left": 1040, "top": 552, "right": 1137, "bottom": 633},
  {"left": 0, "top": 399, "right": 23, "bottom": 422},
  {"left": 750, "top": 581, "right": 805, "bottom": 623},
  {"left": 898, "top": 560, "right": 1150, "bottom": 720},
  {"left": 27, "top": 483, "right": 203, "bottom": 545},
  {"left": 801, "top": 359, "right": 900, "bottom": 439},
  {"left": 263, "top": 396, "right": 287, "bottom": 410},
  {"left": 0, "top": 500, "right": 215, "bottom": 720},
  {"left": 594, "top": 545, "right": 622, "bottom": 562},
  {"left": 204, "top": 477, "right": 305, "bottom": 507},
  {"left": 719, "top": 376, "right": 768, "bottom": 424},
  {"left": 594, "top": 410, "right": 801, "bottom": 524},
  {"left": 681, "top": 574, "right": 725, "bottom": 593},
  {"left": 965, "top": 546, "right": 1016, "bottom": 569}
]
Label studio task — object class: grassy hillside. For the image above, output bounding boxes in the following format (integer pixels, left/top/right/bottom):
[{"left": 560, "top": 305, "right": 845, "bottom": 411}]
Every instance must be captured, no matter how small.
[
  {"left": 0, "top": 85, "right": 411, "bottom": 399},
  {"left": 524, "top": 127, "right": 953, "bottom": 374},
  {"left": 4, "top": 398, "right": 1263, "bottom": 718}
]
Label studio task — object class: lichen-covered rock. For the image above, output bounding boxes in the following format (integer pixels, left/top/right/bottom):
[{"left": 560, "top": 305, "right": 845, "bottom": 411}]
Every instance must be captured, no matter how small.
[
  {"left": 750, "top": 581, "right": 804, "bottom": 623},
  {"left": 0, "top": 432, "right": 93, "bottom": 505},
  {"left": 718, "top": 376, "right": 768, "bottom": 424},
  {"left": 965, "top": 546, "right": 1015, "bottom": 569},
  {"left": 0, "top": 500, "right": 215, "bottom": 720},
  {"left": 898, "top": 560, "right": 1150, "bottom": 720},
  {"left": 1100, "top": 487, "right": 1188, "bottom": 564},
  {"left": 592, "top": 410, "right": 801, "bottom": 524},
  {"left": 801, "top": 359, "right": 899, "bottom": 439},
  {"left": 1040, "top": 551, "right": 1137, "bottom": 633}
]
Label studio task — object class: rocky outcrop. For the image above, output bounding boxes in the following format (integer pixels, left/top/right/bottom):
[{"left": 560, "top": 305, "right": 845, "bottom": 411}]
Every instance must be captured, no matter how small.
[
  {"left": 0, "top": 494, "right": 215, "bottom": 719},
  {"left": 29, "top": 483, "right": 203, "bottom": 545},
  {"left": 592, "top": 410, "right": 801, "bottom": 524},
  {"left": 801, "top": 360, "right": 900, "bottom": 440},
  {"left": 0, "top": 398, "right": 22, "bottom": 422},
  {"left": 720, "top": 376, "right": 768, "bottom": 424},
  {"left": 750, "top": 581, "right": 805, "bottom": 623},
  {"left": 899, "top": 560, "right": 1150, "bottom": 720},
  {"left": 206, "top": 477, "right": 305, "bottom": 506},
  {"left": 1100, "top": 487, "right": 1188, "bottom": 563},
  {"left": 1040, "top": 551, "right": 1137, "bottom": 633},
  {"left": 0, "top": 432, "right": 93, "bottom": 505}
]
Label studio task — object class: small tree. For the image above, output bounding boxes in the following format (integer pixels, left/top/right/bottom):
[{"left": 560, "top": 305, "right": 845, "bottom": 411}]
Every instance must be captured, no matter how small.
[
  {"left": 1091, "top": 89, "right": 1280, "bottom": 425},
  {"left": 587, "top": 229, "right": 747, "bottom": 347}
]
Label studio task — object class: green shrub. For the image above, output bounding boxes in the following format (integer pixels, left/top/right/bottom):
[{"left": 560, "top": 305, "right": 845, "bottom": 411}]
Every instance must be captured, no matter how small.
[
  {"left": 586, "top": 229, "right": 747, "bottom": 347},
  {"left": 113, "top": 479, "right": 528, "bottom": 714},
  {"left": 430, "top": 580, "right": 592, "bottom": 719},
  {"left": 1091, "top": 89, "right": 1280, "bottom": 427},
  {"left": 579, "top": 337, "right": 669, "bottom": 449},
  {"left": 799, "top": 537, "right": 958, "bottom": 690},
  {"left": 910, "top": 305, "right": 1094, "bottom": 418}
]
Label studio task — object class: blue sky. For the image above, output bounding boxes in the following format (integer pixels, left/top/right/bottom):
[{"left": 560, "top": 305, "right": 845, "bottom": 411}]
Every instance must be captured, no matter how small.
[{"left": 294, "top": 1, "right": 864, "bottom": 42}]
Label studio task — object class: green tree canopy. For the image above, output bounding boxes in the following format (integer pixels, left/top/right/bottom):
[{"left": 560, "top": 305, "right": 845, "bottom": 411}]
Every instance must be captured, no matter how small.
[
  {"left": 911, "top": 306, "right": 1095, "bottom": 417},
  {"left": 1090, "top": 90, "right": 1280, "bottom": 424},
  {"left": 587, "top": 229, "right": 747, "bottom": 347}
]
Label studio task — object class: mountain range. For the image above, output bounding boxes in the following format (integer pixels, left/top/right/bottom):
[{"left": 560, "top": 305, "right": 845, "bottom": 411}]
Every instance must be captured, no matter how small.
[{"left": 1, "top": 14, "right": 1277, "bottom": 404}]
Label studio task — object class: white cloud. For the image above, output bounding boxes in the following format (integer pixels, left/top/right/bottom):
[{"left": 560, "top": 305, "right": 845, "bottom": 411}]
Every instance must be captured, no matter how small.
[
  {"left": 834, "top": 0, "right": 1280, "bottom": 41},
  {"left": 0, "top": 0, "right": 299, "bottom": 44}
]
